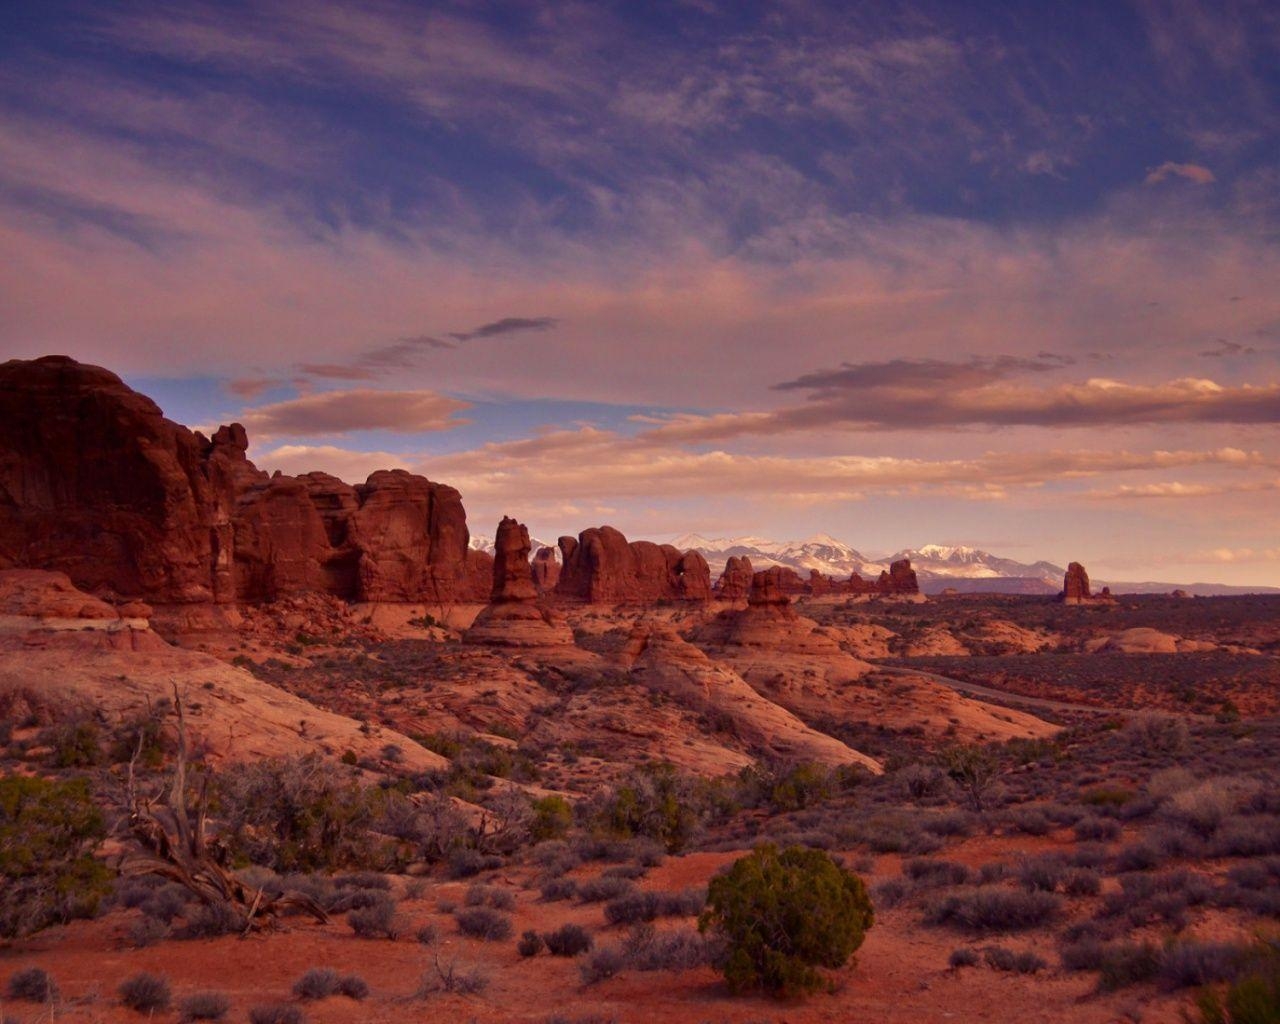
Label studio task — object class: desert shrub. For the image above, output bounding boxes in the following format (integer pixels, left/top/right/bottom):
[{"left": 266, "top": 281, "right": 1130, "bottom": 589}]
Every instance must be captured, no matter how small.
[
  {"left": 949, "top": 947, "right": 979, "bottom": 968},
  {"left": 984, "top": 946, "right": 1046, "bottom": 974},
  {"left": 465, "top": 883, "right": 515, "bottom": 910},
  {"left": 577, "top": 876, "right": 635, "bottom": 903},
  {"left": 602, "top": 863, "right": 647, "bottom": 880},
  {"left": 1067, "top": 842, "right": 1112, "bottom": 869},
  {"left": 1160, "top": 942, "right": 1245, "bottom": 990},
  {"left": 175, "top": 900, "right": 248, "bottom": 939},
  {"left": 598, "top": 762, "right": 704, "bottom": 853},
  {"left": 905, "top": 859, "right": 970, "bottom": 887},
  {"left": 920, "top": 810, "right": 975, "bottom": 837},
  {"left": 337, "top": 975, "right": 368, "bottom": 1000},
  {"left": 769, "top": 763, "right": 832, "bottom": 812},
  {"left": 415, "top": 921, "right": 438, "bottom": 945},
  {"left": 0, "top": 775, "right": 111, "bottom": 937},
  {"left": 416, "top": 957, "right": 488, "bottom": 995},
  {"left": 447, "top": 848, "right": 503, "bottom": 878},
  {"left": 604, "top": 891, "right": 659, "bottom": 925},
  {"left": 544, "top": 923, "right": 593, "bottom": 957},
  {"left": 541, "top": 877, "right": 578, "bottom": 902},
  {"left": 1006, "top": 807, "right": 1052, "bottom": 836},
  {"left": 1212, "top": 816, "right": 1280, "bottom": 857},
  {"left": 1097, "top": 942, "right": 1162, "bottom": 991},
  {"left": 941, "top": 744, "right": 1000, "bottom": 812},
  {"left": 139, "top": 882, "right": 192, "bottom": 924},
  {"left": 1164, "top": 779, "right": 1242, "bottom": 838},
  {"left": 179, "top": 992, "right": 230, "bottom": 1022},
  {"left": 347, "top": 894, "right": 399, "bottom": 939},
  {"left": 1125, "top": 714, "right": 1189, "bottom": 754},
  {"left": 6, "top": 967, "right": 58, "bottom": 1002},
  {"left": 698, "top": 843, "right": 874, "bottom": 996},
  {"left": 455, "top": 905, "right": 513, "bottom": 940},
  {"left": 119, "top": 972, "right": 171, "bottom": 1013},
  {"left": 334, "top": 871, "right": 391, "bottom": 891},
  {"left": 43, "top": 717, "right": 103, "bottom": 768},
  {"left": 896, "top": 762, "right": 947, "bottom": 800},
  {"left": 1074, "top": 816, "right": 1121, "bottom": 842},
  {"left": 621, "top": 923, "right": 716, "bottom": 972},
  {"left": 923, "top": 888, "right": 1059, "bottom": 933},
  {"left": 531, "top": 795, "right": 574, "bottom": 842},
  {"left": 248, "top": 1004, "right": 303, "bottom": 1024},
  {"left": 1016, "top": 855, "right": 1067, "bottom": 893},
  {"left": 216, "top": 754, "right": 385, "bottom": 871},
  {"left": 292, "top": 968, "right": 339, "bottom": 999},
  {"left": 1195, "top": 938, "right": 1280, "bottom": 1023},
  {"left": 580, "top": 946, "right": 627, "bottom": 985},
  {"left": 1062, "top": 868, "right": 1103, "bottom": 896},
  {"left": 873, "top": 878, "right": 911, "bottom": 909},
  {"left": 518, "top": 929, "right": 545, "bottom": 956}
]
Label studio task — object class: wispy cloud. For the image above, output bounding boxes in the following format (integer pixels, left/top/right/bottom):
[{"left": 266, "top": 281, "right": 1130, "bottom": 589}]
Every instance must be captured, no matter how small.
[
  {"left": 448, "top": 316, "right": 558, "bottom": 342},
  {"left": 1199, "top": 338, "right": 1259, "bottom": 358},
  {"left": 1144, "top": 161, "right": 1216, "bottom": 185},
  {"left": 237, "top": 389, "right": 471, "bottom": 437}
]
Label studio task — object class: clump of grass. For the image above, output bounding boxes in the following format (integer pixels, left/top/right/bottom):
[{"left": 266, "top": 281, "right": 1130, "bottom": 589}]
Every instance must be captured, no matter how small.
[
  {"left": 518, "top": 929, "right": 546, "bottom": 957},
  {"left": 6, "top": 967, "right": 58, "bottom": 1002},
  {"left": 119, "top": 972, "right": 172, "bottom": 1013},
  {"left": 923, "top": 888, "right": 1060, "bottom": 933},
  {"left": 179, "top": 992, "right": 231, "bottom": 1022},
  {"left": 292, "top": 968, "right": 339, "bottom": 1000},
  {"left": 544, "top": 923, "right": 593, "bottom": 957},
  {"left": 248, "top": 1004, "right": 303, "bottom": 1024},
  {"left": 455, "top": 905, "right": 513, "bottom": 941}
]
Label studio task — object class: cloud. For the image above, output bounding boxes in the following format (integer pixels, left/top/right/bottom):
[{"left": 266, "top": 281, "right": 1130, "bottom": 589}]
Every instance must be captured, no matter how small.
[
  {"left": 772, "top": 354, "right": 1073, "bottom": 395},
  {"left": 1199, "top": 338, "right": 1259, "bottom": 358},
  {"left": 645, "top": 371, "right": 1280, "bottom": 442},
  {"left": 1144, "top": 161, "right": 1216, "bottom": 185},
  {"left": 226, "top": 376, "right": 286, "bottom": 399},
  {"left": 448, "top": 316, "right": 558, "bottom": 342},
  {"left": 237, "top": 389, "right": 471, "bottom": 437}
]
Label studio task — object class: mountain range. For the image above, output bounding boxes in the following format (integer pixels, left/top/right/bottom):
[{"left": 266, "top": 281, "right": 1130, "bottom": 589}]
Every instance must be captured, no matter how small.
[{"left": 472, "top": 532, "right": 1278, "bottom": 597}]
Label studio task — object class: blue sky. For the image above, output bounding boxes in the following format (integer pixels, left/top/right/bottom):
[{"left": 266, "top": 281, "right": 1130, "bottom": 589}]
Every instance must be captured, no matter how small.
[{"left": 2, "top": 1, "right": 1278, "bottom": 581}]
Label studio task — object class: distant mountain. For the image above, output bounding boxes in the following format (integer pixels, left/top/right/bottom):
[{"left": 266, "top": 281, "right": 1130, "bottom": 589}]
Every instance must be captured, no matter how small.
[
  {"left": 669, "top": 533, "right": 885, "bottom": 579},
  {"left": 890, "top": 545, "right": 1065, "bottom": 586},
  {"left": 669, "top": 534, "right": 1280, "bottom": 596}
]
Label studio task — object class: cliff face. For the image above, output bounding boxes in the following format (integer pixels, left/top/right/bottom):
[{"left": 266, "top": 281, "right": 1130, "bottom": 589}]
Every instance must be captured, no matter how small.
[
  {"left": 0, "top": 356, "right": 483, "bottom": 607},
  {"left": 554, "top": 525, "right": 711, "bottom": 603}
]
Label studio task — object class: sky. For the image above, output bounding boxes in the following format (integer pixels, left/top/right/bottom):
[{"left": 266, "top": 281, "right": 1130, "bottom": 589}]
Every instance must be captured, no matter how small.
[{"left": 1, "top": 1, "right": 1279, "bottom": 584}]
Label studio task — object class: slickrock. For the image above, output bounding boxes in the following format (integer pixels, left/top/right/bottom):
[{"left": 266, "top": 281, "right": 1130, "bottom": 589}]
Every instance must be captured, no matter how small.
[
  {"left": 620, "top": 620, "right": 881, "bottom": 772},
  {"left": 554, "top": 525, "right": 711, "bottom": 603}
]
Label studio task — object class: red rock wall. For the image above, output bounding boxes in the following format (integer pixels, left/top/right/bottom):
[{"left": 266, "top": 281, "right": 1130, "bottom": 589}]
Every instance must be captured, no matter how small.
[
  {"left": 0, "top": 356, "right": 483, "bottom": 607},
  {"left": 554, "top": 525, "right": 711, "bottom": 603}
]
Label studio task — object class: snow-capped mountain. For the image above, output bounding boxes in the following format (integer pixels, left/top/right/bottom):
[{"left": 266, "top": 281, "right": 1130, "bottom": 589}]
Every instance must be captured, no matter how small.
[
  {"left": 671, "top": 533, "right": 885, "bottom": 579},
  {"left": 889, "top": 545, "right": 1065, "bottom": 585},
  {"left": 674, "top": 534, "right": 1066, "bottom": 590}
]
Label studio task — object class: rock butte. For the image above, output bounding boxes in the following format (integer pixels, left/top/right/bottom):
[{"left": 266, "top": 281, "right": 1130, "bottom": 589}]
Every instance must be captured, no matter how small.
[
  {"left": 1060, "top": 561, "right": 1114, "bottom": 605},
  {"left": 555, "top": 525, "right": 713, "bottom": 603},
  {"left": 465, "top": 517, "right": 574, "bottom": 647}
]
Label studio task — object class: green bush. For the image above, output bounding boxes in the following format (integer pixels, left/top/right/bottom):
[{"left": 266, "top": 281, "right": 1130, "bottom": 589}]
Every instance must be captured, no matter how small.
[
  {"left": 530, "top": 795, "right": 573, "bottom": 842},
  {"left": 698, "top": 843, "right": 874, "bottom": 996},
  {"left": 0, "top": 775, "right": 110, "bottom": 937},
  {"left": 601, "top": 763, "right": 702, "bottom": 853},
  {"left": 1197, "top": 938, "right": 1280, "bottom": 1023}
]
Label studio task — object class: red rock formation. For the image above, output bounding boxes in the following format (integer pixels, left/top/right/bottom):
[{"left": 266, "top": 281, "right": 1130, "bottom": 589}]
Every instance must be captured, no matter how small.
[
  {"left": 0, "top": 356, "right": 479, "bottom": 609},
  {"left": 465, "top": 517, "right": 572, "bottom": 647},
  {"left": 748, "top": 566, "right": 795, "bottom": 610},
  {"left": 881, "top": 557, "right": 919, "bottom": 595},
  {"left": 554, "top": 526, "right": 711, "bottom": 603},
  {"left": 531, "top": 547, "right": 561, "bottom": 594},
  {"left": 489, "top": 516, "right": 537, "bottom": 602},
  {"left": 714, "top": 555, "right": 753, "bottom": 600},
  {"left": 1062, "top": 562, "right": 1091, "bottom": 603}
]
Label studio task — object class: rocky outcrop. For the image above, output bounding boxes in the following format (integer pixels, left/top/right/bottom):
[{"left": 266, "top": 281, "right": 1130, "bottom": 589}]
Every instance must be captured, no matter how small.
[
  {"left": 714, "top": 555, "right": 753, "bottom": 600},
  {"left": 877, "top": 558, "right": 919, "bottom": 595},
  {"left": 1060, "top": 561, "right": 1113, "bottom": 605},
  {"left": 531, "top": 547, "right": 561, "bottom": 594},
  {"left": 465, "top": 518, "right": 573, "bottom": 647},
  {"left": 1062, "top": 561, "right": 1091, "bottom": 603},
  {"left": 0, "top": 356, "right": 481, "bottom": 611},
  {"left": 554, "top": 526, "right": 711, "bottom": 603}
]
